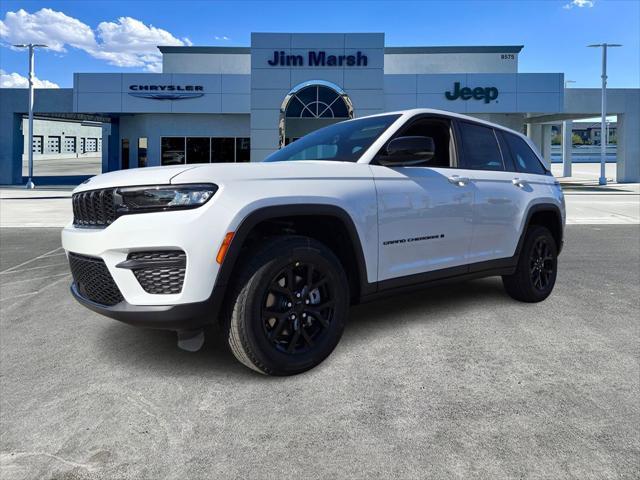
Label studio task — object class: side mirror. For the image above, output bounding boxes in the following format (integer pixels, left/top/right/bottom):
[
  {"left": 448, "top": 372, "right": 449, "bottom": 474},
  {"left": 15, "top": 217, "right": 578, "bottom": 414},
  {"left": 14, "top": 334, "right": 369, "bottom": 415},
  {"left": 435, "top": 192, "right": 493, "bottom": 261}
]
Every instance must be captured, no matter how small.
[{"left": 380, "top": 136, "right": 435, "bottom": 166}]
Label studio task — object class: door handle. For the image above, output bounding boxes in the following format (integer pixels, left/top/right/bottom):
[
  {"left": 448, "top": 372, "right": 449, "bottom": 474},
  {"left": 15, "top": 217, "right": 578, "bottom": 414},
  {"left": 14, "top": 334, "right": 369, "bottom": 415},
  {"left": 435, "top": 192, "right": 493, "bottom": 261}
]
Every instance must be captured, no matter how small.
[
  {"left": 448, "top": 175, "right": 470, "bottom": 186},
  {"left": 512, "top": 177, "right": 528, "bottom": 188}
]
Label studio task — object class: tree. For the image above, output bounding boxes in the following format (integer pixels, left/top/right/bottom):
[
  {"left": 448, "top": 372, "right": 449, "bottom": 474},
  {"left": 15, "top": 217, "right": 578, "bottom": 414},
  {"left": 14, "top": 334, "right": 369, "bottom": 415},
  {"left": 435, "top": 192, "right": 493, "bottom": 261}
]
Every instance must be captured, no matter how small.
[{"left": 572, "top": 134, "right": 583, "bottom": 145}]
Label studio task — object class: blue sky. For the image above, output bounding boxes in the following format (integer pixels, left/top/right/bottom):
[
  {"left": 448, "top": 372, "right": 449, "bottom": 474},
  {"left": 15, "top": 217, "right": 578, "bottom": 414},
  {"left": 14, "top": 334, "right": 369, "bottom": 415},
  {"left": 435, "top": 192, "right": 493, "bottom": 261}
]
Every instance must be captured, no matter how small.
[{"left": 1, "top": 0, "right": 638, "bottom": 89}]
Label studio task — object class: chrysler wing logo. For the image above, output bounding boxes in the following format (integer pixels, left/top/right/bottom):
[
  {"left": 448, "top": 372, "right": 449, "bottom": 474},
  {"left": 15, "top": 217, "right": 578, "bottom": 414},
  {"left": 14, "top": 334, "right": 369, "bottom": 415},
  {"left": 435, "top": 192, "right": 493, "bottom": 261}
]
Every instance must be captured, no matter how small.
[{"left": 128, "top": 85, "right": 204, "bottom": 100}]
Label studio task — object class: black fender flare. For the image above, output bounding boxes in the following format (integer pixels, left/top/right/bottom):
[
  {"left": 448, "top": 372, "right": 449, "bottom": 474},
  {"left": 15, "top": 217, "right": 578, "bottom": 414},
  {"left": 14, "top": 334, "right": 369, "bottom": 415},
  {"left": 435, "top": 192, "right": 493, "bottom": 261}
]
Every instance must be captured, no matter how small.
[
  {"left": 515, "top": 203, "right": 564, "bottom": 257},
  {"left": 213, "top": 203, "right": 374, "bottom": 304}
]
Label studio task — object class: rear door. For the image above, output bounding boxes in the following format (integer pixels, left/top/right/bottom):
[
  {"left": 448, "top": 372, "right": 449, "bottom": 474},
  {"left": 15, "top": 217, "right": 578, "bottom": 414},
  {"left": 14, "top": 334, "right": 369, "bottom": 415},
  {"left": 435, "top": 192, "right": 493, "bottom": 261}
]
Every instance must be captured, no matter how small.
[{"left": 455, "top": 121, "right": 542, "bottom": 265}]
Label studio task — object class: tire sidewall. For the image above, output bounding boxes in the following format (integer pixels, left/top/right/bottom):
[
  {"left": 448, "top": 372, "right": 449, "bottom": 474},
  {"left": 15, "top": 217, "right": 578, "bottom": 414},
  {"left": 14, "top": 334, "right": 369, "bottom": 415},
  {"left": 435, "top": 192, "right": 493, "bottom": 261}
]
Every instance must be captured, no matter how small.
[
  {"left": 521, "top": 226, "right": 558, "bottom": 301},
  {"left": 236, "top": 240, "right": 349, "bottom": 375}
]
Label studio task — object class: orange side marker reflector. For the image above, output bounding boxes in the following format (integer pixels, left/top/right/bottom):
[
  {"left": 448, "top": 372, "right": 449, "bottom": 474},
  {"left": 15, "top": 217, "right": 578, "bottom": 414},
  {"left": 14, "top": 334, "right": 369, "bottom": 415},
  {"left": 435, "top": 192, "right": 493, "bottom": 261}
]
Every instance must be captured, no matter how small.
[{"left": 216, "top": 232, "right": 235, "bottom": 264}]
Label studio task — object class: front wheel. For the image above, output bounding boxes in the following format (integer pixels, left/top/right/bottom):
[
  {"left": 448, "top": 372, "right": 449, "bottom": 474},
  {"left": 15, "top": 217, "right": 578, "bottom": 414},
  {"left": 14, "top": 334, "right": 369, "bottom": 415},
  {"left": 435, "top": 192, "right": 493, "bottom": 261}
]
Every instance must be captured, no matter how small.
[
  {"left": 502, "top": 225, "right": 558, "bottom": 302},
  {"left": 224, "top": 236, "right": 349, "bottom": 376}
]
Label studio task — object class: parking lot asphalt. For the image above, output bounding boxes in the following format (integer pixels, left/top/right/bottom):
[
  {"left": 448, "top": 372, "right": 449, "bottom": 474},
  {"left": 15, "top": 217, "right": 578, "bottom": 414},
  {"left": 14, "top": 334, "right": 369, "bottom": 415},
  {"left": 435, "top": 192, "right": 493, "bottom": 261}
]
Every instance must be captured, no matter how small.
[{"left": 1, "top": 225, "right": 638, "bottom": 479}]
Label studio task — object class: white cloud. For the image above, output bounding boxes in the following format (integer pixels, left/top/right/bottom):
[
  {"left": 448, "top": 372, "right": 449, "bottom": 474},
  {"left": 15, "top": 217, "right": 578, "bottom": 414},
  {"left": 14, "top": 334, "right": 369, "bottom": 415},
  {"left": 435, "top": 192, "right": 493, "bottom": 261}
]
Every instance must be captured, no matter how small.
[
  {"left": 563, "top": 0, "right": 595, "bottom": 9},
  {"left": 214, "top": 35, "right": 230, "bottom": 41},
  {"left": 0, "top": 69, "right": 59, "bottom": 88},
  {"left": 0, "top": 8, "right": 192, "bottom": 72},
  {"left": 0, "top": 8, "right": 95, "bottom": 52}
]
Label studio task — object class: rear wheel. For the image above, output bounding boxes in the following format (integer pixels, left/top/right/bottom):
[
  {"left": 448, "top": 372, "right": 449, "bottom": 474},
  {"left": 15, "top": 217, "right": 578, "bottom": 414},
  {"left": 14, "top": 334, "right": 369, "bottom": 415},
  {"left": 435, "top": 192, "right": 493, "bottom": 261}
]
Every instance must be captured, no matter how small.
[
  {"left": 502, "top": 225, "right": 558, "bottom": 302},
  {"left": 224, "top": 236, "right": 349, "bottom": 375}
]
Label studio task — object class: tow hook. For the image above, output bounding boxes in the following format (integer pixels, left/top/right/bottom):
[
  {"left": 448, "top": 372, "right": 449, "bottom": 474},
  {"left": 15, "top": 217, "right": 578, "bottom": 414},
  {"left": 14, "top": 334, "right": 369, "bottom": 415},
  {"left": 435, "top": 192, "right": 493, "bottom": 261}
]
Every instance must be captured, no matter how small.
[{"left": 177, "top": 329, "right": 205, "bottom": 352}]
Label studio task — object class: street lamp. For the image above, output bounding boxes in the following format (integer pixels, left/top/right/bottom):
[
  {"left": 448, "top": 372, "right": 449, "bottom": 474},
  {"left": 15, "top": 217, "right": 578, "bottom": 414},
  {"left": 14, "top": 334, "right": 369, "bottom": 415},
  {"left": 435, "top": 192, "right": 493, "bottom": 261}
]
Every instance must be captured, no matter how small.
[
  {"left": 13, "top": 43, "right": 48, "bottom": 189},
  {"left": 588, "top": 43, "right": 622, "bottom": 186}
]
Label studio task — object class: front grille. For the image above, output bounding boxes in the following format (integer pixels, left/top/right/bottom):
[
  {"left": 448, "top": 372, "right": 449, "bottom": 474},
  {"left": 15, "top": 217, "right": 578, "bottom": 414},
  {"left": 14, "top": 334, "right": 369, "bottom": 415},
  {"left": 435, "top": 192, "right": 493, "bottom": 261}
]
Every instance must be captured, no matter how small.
[
  {"left": 72, "top": 189, "right": 116, "bottom": 227},
  {"left": 128, "top": 251, "right": 186, "bottom": 295},
  {"left": 68, "top": 253, "right": 124, "bottom": 306}
]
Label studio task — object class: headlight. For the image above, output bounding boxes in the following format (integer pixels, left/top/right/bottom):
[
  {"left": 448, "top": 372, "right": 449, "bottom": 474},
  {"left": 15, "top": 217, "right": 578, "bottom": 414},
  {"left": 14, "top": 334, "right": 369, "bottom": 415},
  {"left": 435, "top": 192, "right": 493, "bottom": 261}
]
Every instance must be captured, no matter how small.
[{"left": 114, "top": 184, "right": 217, "bottom": 214}]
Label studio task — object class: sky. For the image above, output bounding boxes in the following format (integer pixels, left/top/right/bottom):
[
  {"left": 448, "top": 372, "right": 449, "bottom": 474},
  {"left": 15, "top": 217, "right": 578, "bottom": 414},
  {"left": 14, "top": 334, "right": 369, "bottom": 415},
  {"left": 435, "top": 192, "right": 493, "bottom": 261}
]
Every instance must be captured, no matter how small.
[{"left": 0, "top": 0, "right": 638, "bottom": 89}]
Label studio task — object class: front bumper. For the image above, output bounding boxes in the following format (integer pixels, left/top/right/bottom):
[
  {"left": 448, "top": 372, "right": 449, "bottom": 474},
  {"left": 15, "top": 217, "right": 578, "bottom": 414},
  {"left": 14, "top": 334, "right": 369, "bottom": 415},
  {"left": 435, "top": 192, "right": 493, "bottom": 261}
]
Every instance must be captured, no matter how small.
[
  {"left": 70, "top": 282, "right": 223, "bottom": 330},
  {"left": 61, "top": 193, "right": 239, "bottom": 329},
  {"left": 61, "top": 203, "right": 228, "bottom": 307}
]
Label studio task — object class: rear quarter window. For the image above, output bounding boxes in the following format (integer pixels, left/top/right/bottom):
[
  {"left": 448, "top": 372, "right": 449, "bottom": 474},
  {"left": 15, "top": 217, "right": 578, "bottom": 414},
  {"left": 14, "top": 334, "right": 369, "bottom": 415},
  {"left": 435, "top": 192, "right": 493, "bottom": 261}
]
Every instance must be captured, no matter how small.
[{"left": 502, "top": 132, "right": 547, "bottom": 175}]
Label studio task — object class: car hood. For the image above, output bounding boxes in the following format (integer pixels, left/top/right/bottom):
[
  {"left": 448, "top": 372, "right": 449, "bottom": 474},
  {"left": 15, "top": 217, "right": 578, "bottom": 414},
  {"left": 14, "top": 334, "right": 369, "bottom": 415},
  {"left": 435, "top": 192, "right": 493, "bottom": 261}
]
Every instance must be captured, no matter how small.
[
  {"left": 73, "top": 164, "right": 199, "bottom": 193},
  {"left": 171, "top": 161, "right": 370, "bottom": 184},
  {"left": 73, "top": 161, "right": 370, "bottom": 194}
]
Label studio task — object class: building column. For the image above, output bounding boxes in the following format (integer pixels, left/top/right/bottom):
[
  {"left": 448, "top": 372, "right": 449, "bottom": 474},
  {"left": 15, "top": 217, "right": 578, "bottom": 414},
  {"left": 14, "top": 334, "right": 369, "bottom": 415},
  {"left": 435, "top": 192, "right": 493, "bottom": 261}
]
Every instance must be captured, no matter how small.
[
  {"left": 616, "top": 112, "right": 640, "bottom": 183},
  {"left": 541, "top": 125, "right": 552, "bottom": 168},
  {"left": 105, "top": 120, "right": 119, "bottom": 173},
  {"left": 562, "top": 120, "right": 573, "bottom": 177},
  {"left": 526, "top": 123, "right": 541, "bottom": 149},
  {"left": 526, "top": 123, "right": 545, "bottom": 164}
]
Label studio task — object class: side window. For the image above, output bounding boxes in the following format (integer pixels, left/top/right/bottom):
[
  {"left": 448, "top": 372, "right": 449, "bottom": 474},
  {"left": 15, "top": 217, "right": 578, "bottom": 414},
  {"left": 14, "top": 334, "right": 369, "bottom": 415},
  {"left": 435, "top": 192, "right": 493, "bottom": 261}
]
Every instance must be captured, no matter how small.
[
  {"left": 457, "top": 122, "right": 504, "bottom": 171},
  {"left": 503, "top": 132, "right": 547, "bottom": 175},
  {"left": 377, "top": 117, "right": 452, "bottom": 168},
  {"left": 496, "top": 130, "right": 517, "bottom": 172}
]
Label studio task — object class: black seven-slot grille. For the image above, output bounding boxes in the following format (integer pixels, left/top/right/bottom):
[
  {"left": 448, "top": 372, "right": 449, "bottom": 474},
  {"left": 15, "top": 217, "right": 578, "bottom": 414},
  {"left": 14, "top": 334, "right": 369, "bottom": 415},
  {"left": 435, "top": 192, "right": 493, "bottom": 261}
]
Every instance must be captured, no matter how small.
[
  {"left": 123, "top": 251, "right": 186, "bottom": 295},
  {"left": 68, "top": 252, "right": 124, "bottom": 306},
  {"left": 72, "top": 188, "right": 116, "bottom": 227}
]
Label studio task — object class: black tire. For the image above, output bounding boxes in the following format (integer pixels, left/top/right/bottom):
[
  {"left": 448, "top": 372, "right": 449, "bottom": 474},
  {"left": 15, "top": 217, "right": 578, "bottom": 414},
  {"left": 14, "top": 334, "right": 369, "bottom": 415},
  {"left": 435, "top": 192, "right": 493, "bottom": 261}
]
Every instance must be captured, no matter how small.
[
  {"left": 502, "top": 225, "right": 558, "bottom": 302},
  {"left": 223, "top": 236, "right": 349, "bottom": 376}
]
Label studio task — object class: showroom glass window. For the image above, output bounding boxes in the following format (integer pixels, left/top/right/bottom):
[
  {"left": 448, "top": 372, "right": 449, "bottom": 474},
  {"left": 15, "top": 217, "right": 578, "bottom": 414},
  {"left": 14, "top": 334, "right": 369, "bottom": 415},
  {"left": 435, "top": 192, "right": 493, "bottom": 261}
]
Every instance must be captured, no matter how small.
[
  {"left": 161, "top": 137, "right": 185, "bottom": 165},
  {"left": 236, "top": 138, "right": 250, "bottom": 162},
  {"left": 211, "top": 138, "right": 235, "bottom": 163},
  {"left": 161, "top": 137, "right": 251, "bottom": 165},
  {"left": 187, "top": 137, "right": 210, "bottom": 164},
  {"left": 457, "top": 122, "right": 504, "bottom": 171}
]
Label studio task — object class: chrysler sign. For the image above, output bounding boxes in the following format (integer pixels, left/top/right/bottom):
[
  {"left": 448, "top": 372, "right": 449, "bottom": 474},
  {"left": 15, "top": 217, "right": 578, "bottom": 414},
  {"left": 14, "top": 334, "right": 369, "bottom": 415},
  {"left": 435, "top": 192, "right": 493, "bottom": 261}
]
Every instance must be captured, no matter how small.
[
  {"left": 268, "top": 50, "right": 368, "bottom": 67},
  {"left": 128, "top": 84, "right": 204, "bottom": 100}
]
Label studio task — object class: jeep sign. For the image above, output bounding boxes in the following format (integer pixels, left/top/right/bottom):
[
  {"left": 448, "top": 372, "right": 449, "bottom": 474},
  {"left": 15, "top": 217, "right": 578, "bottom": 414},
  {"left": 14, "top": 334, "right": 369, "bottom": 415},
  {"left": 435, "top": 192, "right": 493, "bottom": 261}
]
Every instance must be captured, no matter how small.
[{"left": 445, "top": 82, "right": 499, "bottom": 103}]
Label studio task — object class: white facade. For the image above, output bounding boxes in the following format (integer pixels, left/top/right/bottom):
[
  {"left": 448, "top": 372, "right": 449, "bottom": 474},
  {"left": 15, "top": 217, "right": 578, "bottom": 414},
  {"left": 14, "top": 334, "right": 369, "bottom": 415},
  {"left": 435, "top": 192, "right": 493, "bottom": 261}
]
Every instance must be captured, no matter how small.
[{"left": 1, "top": 31, "right": 638, "bottom": 184}]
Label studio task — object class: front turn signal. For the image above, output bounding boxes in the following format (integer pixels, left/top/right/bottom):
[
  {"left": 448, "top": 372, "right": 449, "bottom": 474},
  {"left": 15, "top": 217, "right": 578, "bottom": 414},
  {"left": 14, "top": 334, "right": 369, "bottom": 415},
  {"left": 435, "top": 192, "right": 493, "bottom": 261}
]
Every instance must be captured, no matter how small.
[{"left": 216, "top": 232, "right": 235, "bottom": 264}]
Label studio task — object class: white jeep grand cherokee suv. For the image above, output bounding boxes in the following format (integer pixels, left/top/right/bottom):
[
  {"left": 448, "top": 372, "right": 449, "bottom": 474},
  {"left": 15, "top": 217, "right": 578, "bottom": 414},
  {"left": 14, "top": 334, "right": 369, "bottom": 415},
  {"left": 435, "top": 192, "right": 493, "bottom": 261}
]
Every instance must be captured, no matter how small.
[{"left": 62, "top": 109, "right": 565, "bottom": 375}]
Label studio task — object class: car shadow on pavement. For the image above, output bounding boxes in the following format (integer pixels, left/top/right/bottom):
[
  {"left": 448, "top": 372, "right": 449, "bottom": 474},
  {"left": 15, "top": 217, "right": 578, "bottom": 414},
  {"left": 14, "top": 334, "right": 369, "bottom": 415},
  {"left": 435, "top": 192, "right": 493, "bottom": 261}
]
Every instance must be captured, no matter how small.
[
  {"left": 346, "top": 277, "right": 508, "bottom": 340},
  {"left": 95, "top": 277, "right": 509, "bottom": 377}
]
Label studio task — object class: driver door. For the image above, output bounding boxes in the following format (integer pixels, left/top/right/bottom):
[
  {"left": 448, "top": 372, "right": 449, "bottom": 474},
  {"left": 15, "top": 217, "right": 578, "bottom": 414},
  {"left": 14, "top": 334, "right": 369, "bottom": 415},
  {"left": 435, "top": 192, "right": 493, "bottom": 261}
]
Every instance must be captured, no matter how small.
[{"left": 369, "top": 116, "right": 475, "bottom": 283}]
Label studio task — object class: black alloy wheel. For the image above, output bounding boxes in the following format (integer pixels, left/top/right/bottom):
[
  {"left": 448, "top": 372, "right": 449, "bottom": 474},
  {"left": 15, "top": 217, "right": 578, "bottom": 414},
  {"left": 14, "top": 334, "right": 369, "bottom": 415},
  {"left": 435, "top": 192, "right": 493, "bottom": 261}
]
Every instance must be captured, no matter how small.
[
  {"left": 225, "top": 236, "right": 349, "bottom": 376},
  {"left": 502, "top": 225, "right": 558, "bottom": 302},
  {"left": 261, "top": 262, "right": 335, "bottom": 355},
  {"left": 529, "top": 237, "right": 554, "bottom": 292}
]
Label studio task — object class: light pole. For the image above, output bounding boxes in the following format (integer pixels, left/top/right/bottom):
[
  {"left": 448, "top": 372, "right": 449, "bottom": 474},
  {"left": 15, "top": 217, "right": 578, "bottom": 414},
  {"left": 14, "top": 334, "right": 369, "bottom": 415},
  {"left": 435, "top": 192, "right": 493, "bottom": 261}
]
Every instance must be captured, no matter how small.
[
  {"left": 13, "top": 43, "right": 48, "bottom": 189},
  {"left": 588, "top": 43, "right": 622, "bottom": 186}
]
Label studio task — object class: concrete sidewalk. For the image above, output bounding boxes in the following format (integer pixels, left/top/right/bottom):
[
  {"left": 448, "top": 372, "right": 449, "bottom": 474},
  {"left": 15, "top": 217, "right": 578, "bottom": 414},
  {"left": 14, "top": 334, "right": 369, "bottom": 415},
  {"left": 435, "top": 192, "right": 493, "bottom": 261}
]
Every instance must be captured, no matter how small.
[
  {"left": 1, "top": 165, "right": 639, "bottom": 227},
  {"left": 0, "top": 187, "right": 73, "bottom": 228}
]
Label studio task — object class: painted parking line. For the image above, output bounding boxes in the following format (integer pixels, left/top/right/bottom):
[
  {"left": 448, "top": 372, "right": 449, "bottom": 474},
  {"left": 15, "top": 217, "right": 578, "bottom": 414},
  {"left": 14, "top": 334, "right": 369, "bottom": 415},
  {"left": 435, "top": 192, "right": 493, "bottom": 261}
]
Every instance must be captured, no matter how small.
[
  {"left": 0, "top": 263, "right": 68, "bottom": 275},
  {"left": 1, "top": 272, "right": 70, "bottom": 286},
  {"left": 0, "top": 274, "right": 70, "bottom": 302},
  {"left": 0, "top": 247, "right": 64, "bottom": 274}
]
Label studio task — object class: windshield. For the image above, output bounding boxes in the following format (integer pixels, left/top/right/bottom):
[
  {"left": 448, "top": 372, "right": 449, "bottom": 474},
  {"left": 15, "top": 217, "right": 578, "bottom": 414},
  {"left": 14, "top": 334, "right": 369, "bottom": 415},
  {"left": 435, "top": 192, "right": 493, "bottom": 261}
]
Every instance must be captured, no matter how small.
[{"left": 263, "top": 114, "right": 401, "bottom": 163}]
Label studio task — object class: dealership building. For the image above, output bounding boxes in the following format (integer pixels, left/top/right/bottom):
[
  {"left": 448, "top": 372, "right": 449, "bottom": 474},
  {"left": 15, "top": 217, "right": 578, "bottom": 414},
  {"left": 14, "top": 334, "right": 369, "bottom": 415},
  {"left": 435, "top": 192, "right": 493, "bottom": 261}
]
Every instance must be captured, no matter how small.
[{"left": 0, "top": 32, "right": 638, "bottom": 184}]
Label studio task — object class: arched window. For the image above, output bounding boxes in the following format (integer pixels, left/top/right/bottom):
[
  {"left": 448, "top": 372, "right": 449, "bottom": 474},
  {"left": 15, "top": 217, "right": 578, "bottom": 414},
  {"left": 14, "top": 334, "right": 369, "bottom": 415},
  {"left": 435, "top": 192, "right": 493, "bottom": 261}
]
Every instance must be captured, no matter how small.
[
  {"left": 279, "top": 81, "right": 354, "bottom": 147},
  {"left": 285, "top": 84, "right": 351, "bottom": 119}
]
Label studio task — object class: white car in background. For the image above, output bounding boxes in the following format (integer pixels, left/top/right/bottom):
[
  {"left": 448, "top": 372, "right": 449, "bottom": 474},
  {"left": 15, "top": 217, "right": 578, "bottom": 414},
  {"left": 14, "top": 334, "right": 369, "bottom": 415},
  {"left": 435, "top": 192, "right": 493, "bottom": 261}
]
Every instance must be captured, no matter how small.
[{"left": 62, "top": 109, "right": 565, "bottom": 375}]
